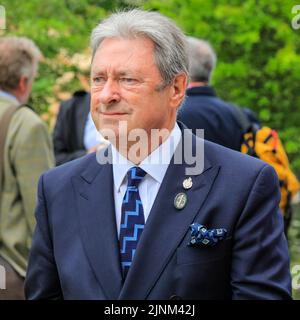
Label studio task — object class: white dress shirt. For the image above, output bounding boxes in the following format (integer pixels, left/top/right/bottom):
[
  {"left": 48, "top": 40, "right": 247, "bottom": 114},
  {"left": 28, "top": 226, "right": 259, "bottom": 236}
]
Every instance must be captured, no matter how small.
[
  {"left": 83, "top": 112, "right": 103, "bottom": 150},
  {"left": 112, "top": 123, "right": 181, "bottom": 237}
]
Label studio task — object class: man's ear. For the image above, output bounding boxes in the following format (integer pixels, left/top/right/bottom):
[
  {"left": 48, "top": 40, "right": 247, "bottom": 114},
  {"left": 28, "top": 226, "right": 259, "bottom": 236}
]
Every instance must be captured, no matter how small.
[
  {"left": 18, "top": 76, "right": 29, "bottom": 94},
  {"left": 169, "top": 73, "right": 188, "bottom": 109}
]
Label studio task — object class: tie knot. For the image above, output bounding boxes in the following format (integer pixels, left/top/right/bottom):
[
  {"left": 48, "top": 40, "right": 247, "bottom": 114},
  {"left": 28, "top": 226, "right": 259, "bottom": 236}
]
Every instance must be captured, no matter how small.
[{"left": 127, "top": 167, "right": 147, "bottom": 187}]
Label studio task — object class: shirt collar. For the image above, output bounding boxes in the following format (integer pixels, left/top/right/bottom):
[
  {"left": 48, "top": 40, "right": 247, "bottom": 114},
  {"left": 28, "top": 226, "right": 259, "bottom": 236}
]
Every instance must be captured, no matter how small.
[
  {"left": 112, "top": 122, "right": 181, "bottom": 191},
  {"left": 0, "top": 90, "right": 19, "bottom": 104}
]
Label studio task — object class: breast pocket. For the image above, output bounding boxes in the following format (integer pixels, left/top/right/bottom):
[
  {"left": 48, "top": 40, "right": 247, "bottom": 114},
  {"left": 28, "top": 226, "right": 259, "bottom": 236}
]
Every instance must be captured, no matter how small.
[{"left": 177, "top": 237, "right": 232, "bottom": 265}]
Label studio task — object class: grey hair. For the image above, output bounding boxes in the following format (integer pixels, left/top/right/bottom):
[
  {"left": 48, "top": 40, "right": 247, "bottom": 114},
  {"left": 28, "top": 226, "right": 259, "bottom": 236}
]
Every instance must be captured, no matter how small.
[
  {"left": 187, "top": 37, "right": 216, "bottom": 83},
  {"left": 0, "top": 37, "right": 42, "bottom": 91},
  {"left": 91, "top": 9, "right": 189, "bottom": 86}
]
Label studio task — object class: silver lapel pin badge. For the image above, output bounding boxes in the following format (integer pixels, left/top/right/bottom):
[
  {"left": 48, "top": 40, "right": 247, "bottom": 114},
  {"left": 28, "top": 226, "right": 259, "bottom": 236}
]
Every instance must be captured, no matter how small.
[
  {"left": 183, "top": 177, "right": 193, "bottom": 190},
  {"left": 174, "top": 192, "right": 188, "bottom": 210}
]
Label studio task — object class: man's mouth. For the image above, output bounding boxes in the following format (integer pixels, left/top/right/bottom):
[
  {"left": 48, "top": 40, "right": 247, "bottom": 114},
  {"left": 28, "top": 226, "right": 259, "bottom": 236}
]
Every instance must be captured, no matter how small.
[{"left": 100, "top": 111, "right": 128, "bottom": 116}]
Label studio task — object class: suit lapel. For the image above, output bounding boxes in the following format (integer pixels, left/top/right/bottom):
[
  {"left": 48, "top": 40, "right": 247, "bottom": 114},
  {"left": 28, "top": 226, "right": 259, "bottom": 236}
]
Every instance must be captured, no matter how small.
[
  {"left": 71, "top": 127, "right": 220, "bottom": 300},
  {"left": 119, "top": 130, "right": 220, "bottom": 299},
  {"left": 72, "top": 149, "right": 123, "bottom": 299}
]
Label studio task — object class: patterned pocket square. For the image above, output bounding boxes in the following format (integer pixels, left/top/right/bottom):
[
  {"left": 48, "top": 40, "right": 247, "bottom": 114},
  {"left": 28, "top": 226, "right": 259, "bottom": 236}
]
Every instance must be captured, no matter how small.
[{"left": 188, "top": 223, "right": 227, "bottom": 247}]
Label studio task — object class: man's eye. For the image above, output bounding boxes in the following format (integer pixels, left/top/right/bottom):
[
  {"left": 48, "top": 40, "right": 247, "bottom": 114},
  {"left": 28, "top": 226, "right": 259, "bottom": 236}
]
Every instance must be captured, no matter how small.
[
  {"left": 93, "top": 77, "right": 105, "bottom": 85},
  {"left": 120, "top": 78, "right": 137, "bottom": 85}
]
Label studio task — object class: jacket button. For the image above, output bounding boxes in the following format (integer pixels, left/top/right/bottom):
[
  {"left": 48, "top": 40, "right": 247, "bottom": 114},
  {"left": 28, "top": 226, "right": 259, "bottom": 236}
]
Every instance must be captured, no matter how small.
[{"left": 169, "top": 295, "right": 182, "bottom": 300}]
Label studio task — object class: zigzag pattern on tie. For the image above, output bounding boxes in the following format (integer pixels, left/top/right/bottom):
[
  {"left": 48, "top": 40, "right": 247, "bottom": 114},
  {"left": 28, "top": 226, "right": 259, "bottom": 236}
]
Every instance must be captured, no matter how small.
[
  {"left": 122, "top": 186, "right": 138, "bottom": 204},
  {"left": 130, "top": 167, "right": 145, "bottom": 180},
  {"left": 120, "top": 224, "right": 144, "bottom": 254},
  {"left": 121, "top": 248, "right": 137, "bottom": 269},
  {"left": 121, "top": 261, "right": 131, "bottom": 269},
  {"left": 120, "top": 200, "right": 143, "bottom": 229},
  {"left": 120, "top": 166, "right": 146, "bottom": 277}
]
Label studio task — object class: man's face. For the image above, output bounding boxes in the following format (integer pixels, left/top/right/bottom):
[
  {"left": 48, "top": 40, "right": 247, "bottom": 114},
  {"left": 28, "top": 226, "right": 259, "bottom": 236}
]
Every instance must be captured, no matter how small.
[{"left": 90, "top": 37, "right": 185, "bottom": 144}]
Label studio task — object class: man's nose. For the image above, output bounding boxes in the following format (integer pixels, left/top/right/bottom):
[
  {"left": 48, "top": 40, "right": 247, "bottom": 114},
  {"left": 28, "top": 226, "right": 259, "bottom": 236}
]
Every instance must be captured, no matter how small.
[{"left": 98, "top": 79, "right": 121, "bottom": 105}]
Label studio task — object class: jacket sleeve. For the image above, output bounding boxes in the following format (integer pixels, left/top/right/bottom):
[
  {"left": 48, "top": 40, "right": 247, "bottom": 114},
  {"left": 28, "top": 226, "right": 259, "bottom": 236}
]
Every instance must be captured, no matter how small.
[
  {"left": 24, "top": 173, "right": 63, "bottom": 300},
  {"left": 231, "top": 164, "right": 292, "bottom": 299},
  {"left": 11, "top": 110, "right": 54, "bottom": 236},
  {"left": 53, "top": 100, "right": 86, "bottom": 166}
]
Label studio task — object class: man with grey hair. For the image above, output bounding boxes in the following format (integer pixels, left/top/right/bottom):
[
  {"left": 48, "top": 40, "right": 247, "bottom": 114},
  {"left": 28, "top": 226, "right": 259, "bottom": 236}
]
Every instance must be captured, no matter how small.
[
  {"left": 178, "top": 37, "right": 247, "bottom": 150},
  {"left": 0, "top": 37, "right": 54, "bottom": 299},
  {"left": 26, "top": 9, "right": 290, "bottom": 300}
]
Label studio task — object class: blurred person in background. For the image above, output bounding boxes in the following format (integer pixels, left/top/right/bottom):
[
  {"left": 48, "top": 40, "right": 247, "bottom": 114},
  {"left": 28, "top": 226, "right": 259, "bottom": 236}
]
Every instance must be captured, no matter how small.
[
  {"left": 0, "top": 36, "right": 54, "bottom": 299},
  {"left": 53, "top": 90, "right": 108, "bottom": 166},
  {"left": 178, "top": 36, "right": 259, "bottom": 150}
]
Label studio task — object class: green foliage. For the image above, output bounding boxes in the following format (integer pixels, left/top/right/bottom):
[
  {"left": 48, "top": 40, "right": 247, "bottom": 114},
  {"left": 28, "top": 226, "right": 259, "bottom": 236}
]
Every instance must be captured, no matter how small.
[
  {"left": 144, "top": 0, "right": 300, "bottom": 175},
  {"left": 288, "top": 204, "right": 300, "bottom": 300},
  {"left": 4, "top": 0, "right": 104, "bottom": 53}
]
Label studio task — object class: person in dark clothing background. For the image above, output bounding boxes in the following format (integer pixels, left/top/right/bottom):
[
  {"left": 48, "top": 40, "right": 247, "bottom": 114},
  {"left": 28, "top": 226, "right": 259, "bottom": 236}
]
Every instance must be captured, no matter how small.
[
  {"left": 53, "top": 90, "right": 108, "bottom": 165},
  {"left": 177, "top": 37, "right": 258, "bottom": 151}
]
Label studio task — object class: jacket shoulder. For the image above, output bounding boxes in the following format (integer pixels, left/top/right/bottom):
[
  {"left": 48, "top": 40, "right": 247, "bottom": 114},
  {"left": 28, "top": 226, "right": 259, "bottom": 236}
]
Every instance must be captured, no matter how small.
[
  {"left": 42, "top": 153, "right": 99, "bottom": 189},
  {"left": 46, "top": 151, "right": 96, "bottom": 172},
  {"left": 6, "top": 107, "right": 49, "bottom": 144},
  {"left": 203, "top": 138, "right": 273, "bottom": 175},
  {"left": 13, "top": 106, "right": 46, "bottom": 127}
]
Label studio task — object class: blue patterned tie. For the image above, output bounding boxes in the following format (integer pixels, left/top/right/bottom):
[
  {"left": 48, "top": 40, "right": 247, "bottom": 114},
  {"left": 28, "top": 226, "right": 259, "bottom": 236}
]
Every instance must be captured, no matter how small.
[{"left": 119, "top": 166, "right": 147, "bottom": 279}]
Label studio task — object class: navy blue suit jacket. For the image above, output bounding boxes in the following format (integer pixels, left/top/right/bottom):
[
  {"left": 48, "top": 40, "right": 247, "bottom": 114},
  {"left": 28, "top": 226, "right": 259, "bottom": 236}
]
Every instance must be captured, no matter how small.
[
  {"left": 178, "top": 86, "right": 244, "bottom": 151},
  {"left": 25, "top": 124, "right": 291, "bottom": 300}
]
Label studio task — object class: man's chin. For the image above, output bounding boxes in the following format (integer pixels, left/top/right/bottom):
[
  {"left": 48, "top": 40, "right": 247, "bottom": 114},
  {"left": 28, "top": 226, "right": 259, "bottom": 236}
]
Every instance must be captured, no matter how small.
[{"left": 99, "top": 125, "right": 125, "bottom": 144}]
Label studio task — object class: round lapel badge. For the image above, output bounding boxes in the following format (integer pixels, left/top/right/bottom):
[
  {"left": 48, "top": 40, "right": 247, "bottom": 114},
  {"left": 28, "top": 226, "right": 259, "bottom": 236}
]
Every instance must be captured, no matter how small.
[
  {"left": 183, "top": 177, "right": 193, "bottom": 190},
  {"left": 174, "top": 192, "right": 188, "bottom": 210}
]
